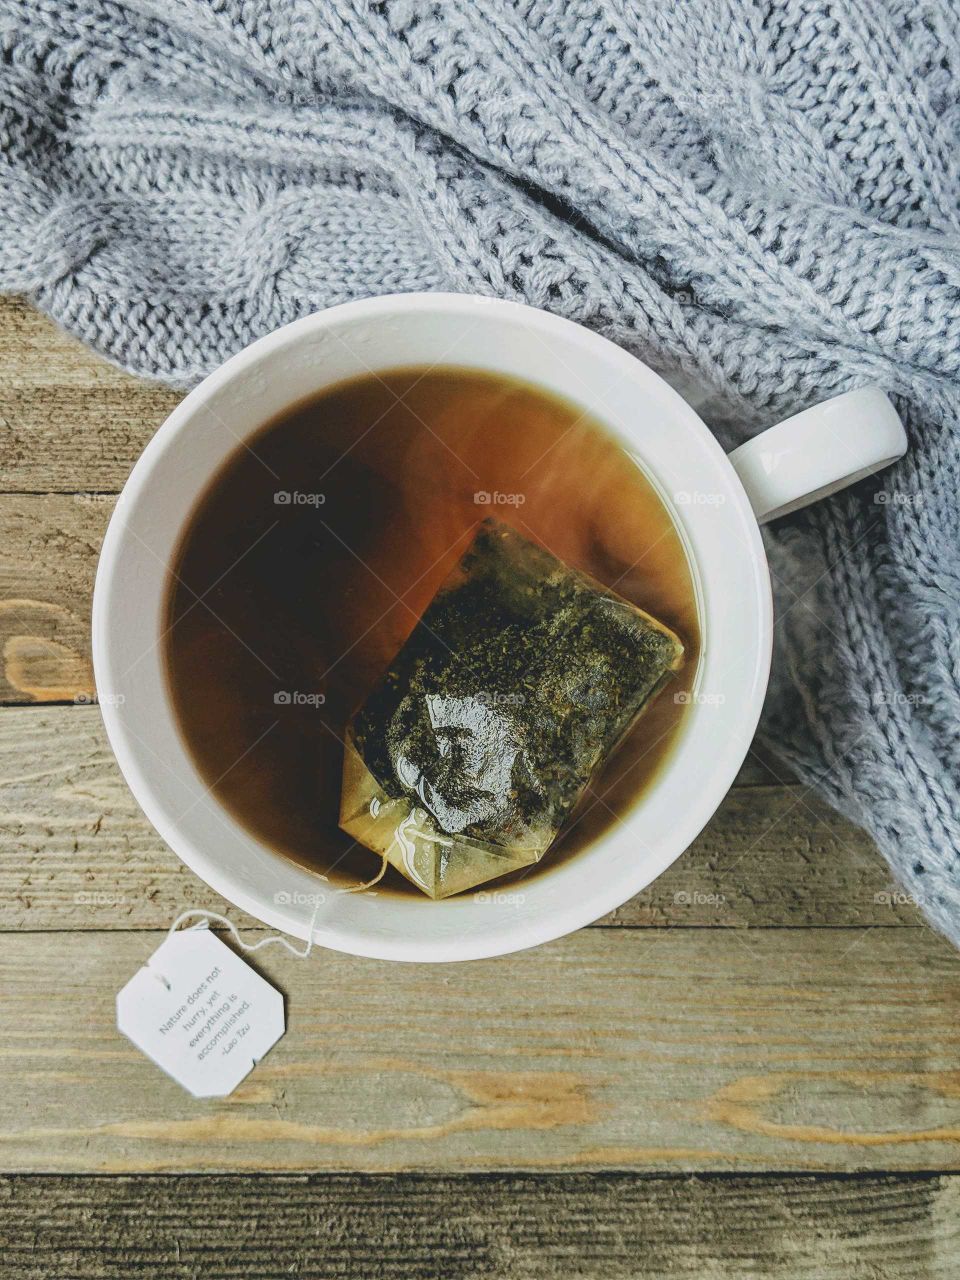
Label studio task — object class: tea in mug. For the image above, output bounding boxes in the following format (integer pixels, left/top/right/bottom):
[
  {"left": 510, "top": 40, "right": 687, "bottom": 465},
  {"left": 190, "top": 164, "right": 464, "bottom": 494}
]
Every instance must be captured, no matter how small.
[{"left": 163, "top": 367, "right": 700, "bottom": 896}]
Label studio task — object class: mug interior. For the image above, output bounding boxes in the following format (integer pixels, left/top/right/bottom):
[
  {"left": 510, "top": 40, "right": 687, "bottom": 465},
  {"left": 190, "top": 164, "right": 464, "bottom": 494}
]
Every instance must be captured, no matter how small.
[{"left": 93, "top": 294, "right": 772, "bottom": 961}]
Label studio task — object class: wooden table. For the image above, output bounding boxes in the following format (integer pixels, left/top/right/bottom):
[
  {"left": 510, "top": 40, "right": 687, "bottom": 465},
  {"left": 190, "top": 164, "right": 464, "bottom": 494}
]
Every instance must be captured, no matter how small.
[{"left": 1, "top": 296, "right": 958, "bottom": 1278}]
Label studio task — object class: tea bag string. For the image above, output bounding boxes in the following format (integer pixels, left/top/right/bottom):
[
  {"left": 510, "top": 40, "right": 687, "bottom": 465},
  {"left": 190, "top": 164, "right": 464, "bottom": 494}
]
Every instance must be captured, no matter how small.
[{"left": 166, "top": 853, "right": 388, "bottom": 960}]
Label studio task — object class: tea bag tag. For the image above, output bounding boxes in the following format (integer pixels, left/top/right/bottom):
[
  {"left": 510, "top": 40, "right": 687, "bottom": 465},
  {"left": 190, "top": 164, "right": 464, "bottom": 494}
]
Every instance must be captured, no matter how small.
[{"left": 116, "top": 926, "right": 285, "bottom": 1098}]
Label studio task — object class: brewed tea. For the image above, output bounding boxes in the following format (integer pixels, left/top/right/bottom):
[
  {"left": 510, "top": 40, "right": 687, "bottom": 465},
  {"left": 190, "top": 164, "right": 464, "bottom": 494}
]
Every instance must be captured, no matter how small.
[{"left": 163, "top": 366, "right": 700, "bottom": 896}]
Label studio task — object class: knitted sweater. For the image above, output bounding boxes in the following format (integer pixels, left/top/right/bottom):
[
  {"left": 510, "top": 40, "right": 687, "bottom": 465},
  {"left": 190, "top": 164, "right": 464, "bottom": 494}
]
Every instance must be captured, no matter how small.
[{"left": 2, "top": 1, "right": 958, "bottom": 942}]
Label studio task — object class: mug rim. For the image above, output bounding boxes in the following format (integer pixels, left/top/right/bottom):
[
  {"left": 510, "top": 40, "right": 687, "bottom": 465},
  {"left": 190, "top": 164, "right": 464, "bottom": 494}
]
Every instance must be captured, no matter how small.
[{"left": 93, "top": 292, "right": 773, "bottom": 961}]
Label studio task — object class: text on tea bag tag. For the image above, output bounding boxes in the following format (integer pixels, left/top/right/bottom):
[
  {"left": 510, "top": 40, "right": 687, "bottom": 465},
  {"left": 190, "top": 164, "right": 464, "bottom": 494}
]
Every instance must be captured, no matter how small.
[{"left": 116, "top": 926, "right": 284, "bottom": 1098}]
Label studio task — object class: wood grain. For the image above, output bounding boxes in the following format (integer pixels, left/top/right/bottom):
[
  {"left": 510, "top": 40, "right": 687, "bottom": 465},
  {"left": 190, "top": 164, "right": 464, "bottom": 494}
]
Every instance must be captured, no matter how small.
[
  {"left": 1, "top": 279, "right": 954, "bottom": 1277},
  {"left": 1, "top": 1172, "right": 958, "bottom": 1279},
  {"left": 0, "top": 496, "right": 102, "bottom": 703},
  {"left": 0, "top": 297, "right": 179, "bottom": 492},
  {"left": 0, "top": 294, "right": 171, "bottom": 702},
  {"left": 0, "top": 705, "right": 906, "bottom": 931},
  {"left": 2, "top": 926, "right": 959, "bottom": 1173}
]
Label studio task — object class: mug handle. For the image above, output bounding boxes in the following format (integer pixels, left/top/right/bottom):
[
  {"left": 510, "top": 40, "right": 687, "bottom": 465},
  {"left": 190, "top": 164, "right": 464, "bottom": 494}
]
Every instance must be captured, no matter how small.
[{"left": 727, "top": 386, "right": 907, "bottom": 524}]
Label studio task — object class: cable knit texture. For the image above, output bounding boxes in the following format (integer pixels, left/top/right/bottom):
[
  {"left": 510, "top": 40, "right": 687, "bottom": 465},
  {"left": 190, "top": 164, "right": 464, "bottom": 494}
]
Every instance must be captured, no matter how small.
[{"left": 1, "top": 0, "right": 958, "bottom": 940}]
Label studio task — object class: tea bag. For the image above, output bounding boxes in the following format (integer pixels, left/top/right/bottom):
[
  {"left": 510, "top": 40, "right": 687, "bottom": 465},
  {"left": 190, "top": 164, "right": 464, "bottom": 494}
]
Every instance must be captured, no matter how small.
[{"left": 339, "top": 520, "right": 684, "bottom": 898}]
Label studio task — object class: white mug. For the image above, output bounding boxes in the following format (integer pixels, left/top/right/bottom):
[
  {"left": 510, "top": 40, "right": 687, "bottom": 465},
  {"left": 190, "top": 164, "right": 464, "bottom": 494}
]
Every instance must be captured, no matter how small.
[{"left": 93, "top": 294, "right": 906, "bottom": 961}]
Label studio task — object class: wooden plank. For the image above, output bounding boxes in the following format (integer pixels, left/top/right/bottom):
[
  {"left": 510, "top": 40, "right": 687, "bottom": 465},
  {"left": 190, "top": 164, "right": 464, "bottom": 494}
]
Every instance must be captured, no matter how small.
[
  {"left": 0, "top": 495, "right": 101, "bottom": 703},
  {"left": 0, "top": 297, "right": 179, "bottom": 492},
  {"left": 0, "top": 705, "right": 901, "bottom": 931},
  {"left": 1, "top": 1172, "right": 958, "bottom": 1279},
  {"left": 2, "top": 926, "right": 959, "bottom": 1173}
]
